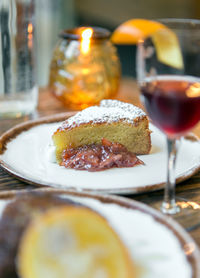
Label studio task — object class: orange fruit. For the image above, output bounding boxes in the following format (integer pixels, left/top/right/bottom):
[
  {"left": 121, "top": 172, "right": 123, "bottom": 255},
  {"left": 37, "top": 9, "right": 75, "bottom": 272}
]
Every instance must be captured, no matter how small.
[
  {"left": 111, "top": 18, "right": 183, "bottom": 69},
  {"left": 18, "top": 206, "right": 136, "bottom": 278}
]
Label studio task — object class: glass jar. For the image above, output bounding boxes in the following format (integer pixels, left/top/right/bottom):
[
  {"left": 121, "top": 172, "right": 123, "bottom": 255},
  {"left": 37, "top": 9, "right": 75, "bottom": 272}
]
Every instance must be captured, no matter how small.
[
  {"left": 0, "top": 0, "right": 38, "bottom": 118},
  {"left": 49, "top": 27, "right": 121, "bottom": 110}
]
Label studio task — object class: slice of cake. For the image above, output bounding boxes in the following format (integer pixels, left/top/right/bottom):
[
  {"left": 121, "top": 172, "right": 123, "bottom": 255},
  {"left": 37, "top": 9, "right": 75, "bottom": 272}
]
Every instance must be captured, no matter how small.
[{"left": 53, "top": 100, "right": 151, "bottom": 163}]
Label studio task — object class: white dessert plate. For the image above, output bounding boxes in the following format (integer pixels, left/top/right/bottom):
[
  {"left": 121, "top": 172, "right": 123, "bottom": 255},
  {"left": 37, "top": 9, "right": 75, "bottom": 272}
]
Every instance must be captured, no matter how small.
[
  {"left": 0, "top": 112, "right": 200, "bottom": 194},
  {"left": 0, "top": 188, "right": 199, "bottom": 278}
]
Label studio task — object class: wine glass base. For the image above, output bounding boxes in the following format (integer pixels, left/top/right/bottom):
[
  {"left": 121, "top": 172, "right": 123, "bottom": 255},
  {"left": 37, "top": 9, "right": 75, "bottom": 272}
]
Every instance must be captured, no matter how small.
[
  {"left": 152, "top": 197, "right": 200, "bottom": 229},
  {"left": 161, "top": 201, "right": 181, "bottom": 215}
]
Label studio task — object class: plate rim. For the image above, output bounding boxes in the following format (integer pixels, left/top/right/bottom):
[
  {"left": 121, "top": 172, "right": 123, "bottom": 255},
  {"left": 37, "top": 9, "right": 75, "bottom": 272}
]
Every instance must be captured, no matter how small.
[
  {"left": 0, "top": 112, "right": 200, "bottom": 195},
  {"left": 0, "top": 187, "right": 199, "bottom": 278}
]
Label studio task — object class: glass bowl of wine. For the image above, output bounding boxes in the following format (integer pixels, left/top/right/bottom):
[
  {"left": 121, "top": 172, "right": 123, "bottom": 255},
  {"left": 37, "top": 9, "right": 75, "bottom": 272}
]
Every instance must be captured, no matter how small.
[{"left": 137, "top": 19, "right": 200, "bottom": 215}]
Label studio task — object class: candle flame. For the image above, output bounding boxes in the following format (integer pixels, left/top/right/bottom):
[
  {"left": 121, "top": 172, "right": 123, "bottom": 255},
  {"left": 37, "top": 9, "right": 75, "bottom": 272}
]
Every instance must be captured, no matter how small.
[
  {"left": 80, "top": 28, "right": 93, "bottom": 54},
  {"left": 28, "top": 23, "right": 33, "bottom": 34},
  {"left": 27, "top": 23, "right": 33, "bottom": 48}
]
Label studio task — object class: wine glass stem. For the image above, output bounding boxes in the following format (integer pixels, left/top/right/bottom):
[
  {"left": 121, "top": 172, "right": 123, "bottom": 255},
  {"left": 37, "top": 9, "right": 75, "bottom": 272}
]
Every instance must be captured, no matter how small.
[{"left": 161, "top": 138, "right": 180, "bottom": 214}]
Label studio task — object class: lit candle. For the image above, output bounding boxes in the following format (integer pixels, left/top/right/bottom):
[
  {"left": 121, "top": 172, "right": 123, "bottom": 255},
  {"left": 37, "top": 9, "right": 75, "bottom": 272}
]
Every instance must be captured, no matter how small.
[
  {"left": 49, "top": 26, "right": 120, "bottom": 110},
  {"left": 27, "top": 23, "right": 33, "bottom": 49},
  {"left": 80, "top": 27, "right": 93, "bottom": 55}
]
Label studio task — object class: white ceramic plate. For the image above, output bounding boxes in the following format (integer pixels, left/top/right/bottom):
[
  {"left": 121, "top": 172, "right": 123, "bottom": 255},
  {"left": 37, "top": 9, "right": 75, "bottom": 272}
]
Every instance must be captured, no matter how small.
[
  {"left": 0, "top": 113, "right": 200, "bottom": 194},
  {"left": 0, "top": 188, "right": 199, "bottom": 278}
]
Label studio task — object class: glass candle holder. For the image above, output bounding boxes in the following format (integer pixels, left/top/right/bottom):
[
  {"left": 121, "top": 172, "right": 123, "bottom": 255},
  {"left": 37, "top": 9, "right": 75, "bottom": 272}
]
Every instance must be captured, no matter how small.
[{"left": 49, "top": 27, "right": 121, "bottom": 110}]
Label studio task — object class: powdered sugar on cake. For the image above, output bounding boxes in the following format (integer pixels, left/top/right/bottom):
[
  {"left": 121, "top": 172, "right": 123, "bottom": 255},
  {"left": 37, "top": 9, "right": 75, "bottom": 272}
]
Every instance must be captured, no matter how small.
[
  {"left": 60, "top": 100, "right": 146, "bottom": 130},
  {"left": 100, "top": 99, "right": 144, "bottom": 114}
]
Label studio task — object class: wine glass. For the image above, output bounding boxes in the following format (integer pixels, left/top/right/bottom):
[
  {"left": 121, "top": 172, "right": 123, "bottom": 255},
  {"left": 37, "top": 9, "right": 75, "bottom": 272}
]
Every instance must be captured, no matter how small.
[{"left": 136, "top": 19, "right": 200, "bottom": 215}]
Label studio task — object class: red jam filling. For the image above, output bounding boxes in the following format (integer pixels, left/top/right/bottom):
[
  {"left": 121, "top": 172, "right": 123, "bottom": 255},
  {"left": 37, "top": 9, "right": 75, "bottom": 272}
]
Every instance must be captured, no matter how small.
[{"left": 61, "top": 138, "right": 144, "bottom": 172}]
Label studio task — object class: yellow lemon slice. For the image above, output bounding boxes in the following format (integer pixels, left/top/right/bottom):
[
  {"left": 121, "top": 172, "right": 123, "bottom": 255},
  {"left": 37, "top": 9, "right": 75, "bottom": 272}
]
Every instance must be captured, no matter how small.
[
  {"left": 18, "top": 206, "right": 136, "bottom": 278},
  {"left": 111, "top": 18, "right": 183, "bottom": 70}
]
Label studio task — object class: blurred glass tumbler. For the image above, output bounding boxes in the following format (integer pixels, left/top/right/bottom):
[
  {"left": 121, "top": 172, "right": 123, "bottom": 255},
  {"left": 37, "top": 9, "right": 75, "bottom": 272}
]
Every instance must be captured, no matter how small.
[
  {"left": 49, "top": 27, "right": 120, "bottom": 110},
  {"left": 0, "top": 0, "right": 38, "bottom": 118}
]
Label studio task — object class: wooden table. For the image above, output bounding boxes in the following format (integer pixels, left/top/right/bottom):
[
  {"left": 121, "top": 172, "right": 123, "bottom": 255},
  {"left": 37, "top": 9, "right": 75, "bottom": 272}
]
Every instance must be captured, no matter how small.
[{"left": 0, "top": 78, "right": 200, "bottom": 246}]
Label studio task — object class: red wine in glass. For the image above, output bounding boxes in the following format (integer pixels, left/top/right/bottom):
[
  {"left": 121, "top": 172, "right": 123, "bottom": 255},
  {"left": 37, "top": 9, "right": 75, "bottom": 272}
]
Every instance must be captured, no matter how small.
[{"left": 141, "top": 75, "right": 200, "bottom": 138}]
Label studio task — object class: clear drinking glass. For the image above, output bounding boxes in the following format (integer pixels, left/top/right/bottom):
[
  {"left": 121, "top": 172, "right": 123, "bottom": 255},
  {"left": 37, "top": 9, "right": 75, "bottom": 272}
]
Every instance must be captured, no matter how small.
[
  {"left": 136, "top": 19, "right": 200, "bottom": 214},
  {"left": 0, "top": 0, "right": 38, "bottom": 118}
]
